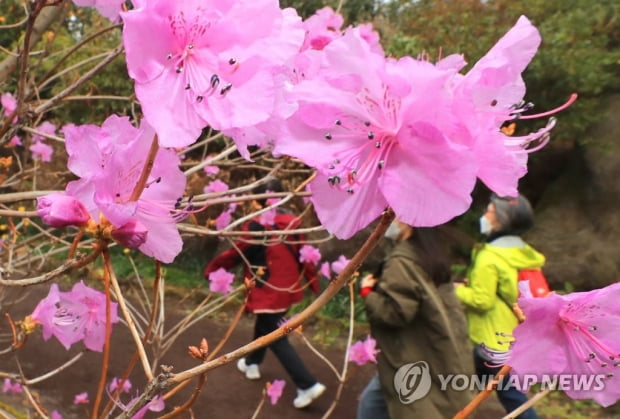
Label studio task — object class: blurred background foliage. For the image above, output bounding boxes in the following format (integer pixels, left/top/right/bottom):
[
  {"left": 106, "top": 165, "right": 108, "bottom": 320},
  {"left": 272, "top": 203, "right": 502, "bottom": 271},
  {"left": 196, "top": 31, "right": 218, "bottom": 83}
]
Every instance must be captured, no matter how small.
[{"left": 375, "top": 0, "right": 620, "bottom": 144}]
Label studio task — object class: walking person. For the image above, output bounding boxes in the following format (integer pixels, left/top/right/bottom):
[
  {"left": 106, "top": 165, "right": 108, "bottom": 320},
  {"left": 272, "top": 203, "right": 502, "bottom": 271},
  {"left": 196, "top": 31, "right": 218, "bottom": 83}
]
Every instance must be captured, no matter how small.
[
  {"left": 357, "top": 221, "right": 474, "bottom": 419},
  {"left": 455, "top": 193, "right": 544, "bottom": 419},
  {"left": 204, "top": 178, "right": 325, "bottom": 408}
]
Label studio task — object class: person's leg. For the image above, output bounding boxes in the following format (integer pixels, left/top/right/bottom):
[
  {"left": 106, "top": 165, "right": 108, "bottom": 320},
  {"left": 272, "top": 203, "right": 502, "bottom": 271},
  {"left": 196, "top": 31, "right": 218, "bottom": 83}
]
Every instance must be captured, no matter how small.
[
  {"left": 473, "top": 348, "right": 538, "bottom": 419},
  {"left": 245, "top": 313, "right": 269, "bottom": 365},
  {"left": 357, "top": 374, "right": 390, "bottom": 419},
  {"left": 261, "top": 312, "right": 317, "bottom": 389}
]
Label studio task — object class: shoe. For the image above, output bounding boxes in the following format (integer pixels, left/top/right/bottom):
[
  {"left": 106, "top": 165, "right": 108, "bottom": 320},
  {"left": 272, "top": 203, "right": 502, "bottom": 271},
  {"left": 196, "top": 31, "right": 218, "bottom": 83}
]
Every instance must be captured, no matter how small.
[
  {"left": 236, "top": 358, "right": 261, "bottom": 380},
  {"left": 293, "top": 382, "right": 326, "bottom": 408}
]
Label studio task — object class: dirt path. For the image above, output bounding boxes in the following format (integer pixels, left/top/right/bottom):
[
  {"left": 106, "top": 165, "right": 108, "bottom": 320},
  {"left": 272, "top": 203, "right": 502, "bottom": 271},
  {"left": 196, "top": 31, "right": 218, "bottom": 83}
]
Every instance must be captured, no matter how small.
[
  {"left": 1, "top": 285, "right": 378, "bottom": 418},
  {"left": 1, "top": 285, "right": 506, "bottom": 418}
]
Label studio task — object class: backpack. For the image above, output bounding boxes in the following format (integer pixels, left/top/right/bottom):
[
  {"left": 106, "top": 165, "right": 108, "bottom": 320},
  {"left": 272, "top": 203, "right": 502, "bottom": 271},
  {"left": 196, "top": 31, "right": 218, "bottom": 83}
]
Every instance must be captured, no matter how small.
[{"left": 518, "top": 269, "right": 551, "bottom": 297}]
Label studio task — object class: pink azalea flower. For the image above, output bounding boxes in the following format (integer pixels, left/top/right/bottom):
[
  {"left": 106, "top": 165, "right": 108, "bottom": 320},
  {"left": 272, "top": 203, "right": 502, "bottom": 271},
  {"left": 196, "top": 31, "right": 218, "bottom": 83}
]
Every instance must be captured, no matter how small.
[
  {"left": 73, "top": 392, "right": 89, "bottom": 405},
  {"left": 72, "top": 0, "right": 125, "bottom": 22},
  {"left": 1, "top": 92, "right": 17, "bottom": 122},
  {"left": 259, "top": 208, "right": 276, "bottom": 226},
  {"left": 356, "top": 23, "right": 383, "bottom": 55},
  {"left": 301, "top": 7, "right": 344, "bottom": 51},
  {"left": 203, "top": 165, "right": 220, "bottom": 176},
  {"left": 2, "top": 378, "right": 22, "bottom": 395},
  {"left": 37, "top": 193, "right": 90, "bottom": 228},
  {"left": 51, "top": 410, "right": 62, "bottom": 419},
  {"left": 331, "top": 255, "right": 350, "bottom": 275},
  {"left": 1, "top": 378, "right": 11, "bottom": 393},
  {"left": 29, "top": 140, "right": 53, "bottom": 162},
  {"left": 146, "top": 395, "right": 165, "bottom": 413},
  {"left": 214, "top": 210, "right": 232, "bottom": 230},
  {"left": 508, "top": 283, "right": 620, "bottom": 407},
  {"left": 33, "top": 121, "right": 57, "bottom": 143},
  {"left": 276, "top": 29, "right": 478, "bottom": 239},
  {"left": 299, "top": 245, "right": 321, "bottom": 266},
  {"left": 203, "top": 179, "right": 229, "bottom": 194},
  {"left": 9, "top": 135, "right": 21, "bottom": 146},
  {"left": 319, "top": 261, "right": 331, "bottom": 279},
  {"left": 266, "top": 379, "right": 286, "bottom": 405},
  {"left": 126, "top": 395, "right": 165, "bottom": 419},
  {"left": 60, "top": 115, "right": 186, "bottom": 263},
  {"left": 221, "top": 52, "right": 318, "bottom": 160},
  {"left": 300, "top": 7, "right": 382, "bottom": 54},
  {"left": 31, "top": 281, "right": 119, "bottom": 352},
  {"left": 451, "top": 15, "right": 548, "bottom": 197},
  {"left": 121, "top": 0, "right": 305, "bottom": 148},
  {"left": 215, "top": 203, "right": 236, "bottom": 230},
  {"left": 348, "top": 335, "right": 380, "bottom": 366},
  {"left": 108, "top": 377, "right": 132, "bottom": 394},
  {"left": 208, "top": 268, "right": 234, "bottom": 295}
]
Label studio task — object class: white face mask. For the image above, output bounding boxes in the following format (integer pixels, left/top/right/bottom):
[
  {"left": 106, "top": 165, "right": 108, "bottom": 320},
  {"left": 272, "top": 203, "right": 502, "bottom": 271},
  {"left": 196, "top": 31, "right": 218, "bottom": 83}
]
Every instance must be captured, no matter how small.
[
  {"left": 384, "top": 221, "right": 400, "bottom": 240},
  {"left": 479, "top": 215, "right": 493, "bottom": 235}
]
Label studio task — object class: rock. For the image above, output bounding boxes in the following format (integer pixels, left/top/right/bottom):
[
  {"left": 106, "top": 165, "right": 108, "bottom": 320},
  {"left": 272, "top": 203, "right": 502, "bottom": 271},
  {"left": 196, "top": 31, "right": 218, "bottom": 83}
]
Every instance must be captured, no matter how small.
[{"left": 526, "top": 94, "right": 620, "bottom": 291}]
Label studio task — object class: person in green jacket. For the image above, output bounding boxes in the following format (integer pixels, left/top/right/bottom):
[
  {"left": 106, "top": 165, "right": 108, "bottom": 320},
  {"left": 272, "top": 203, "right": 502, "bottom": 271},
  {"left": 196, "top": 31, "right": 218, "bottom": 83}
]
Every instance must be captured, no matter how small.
[
  {"left": 455, "top": 194, "right": 544, "bottom": 419},
  {"left": 358, "top": 222, "right": 474, "bottom": 419}
]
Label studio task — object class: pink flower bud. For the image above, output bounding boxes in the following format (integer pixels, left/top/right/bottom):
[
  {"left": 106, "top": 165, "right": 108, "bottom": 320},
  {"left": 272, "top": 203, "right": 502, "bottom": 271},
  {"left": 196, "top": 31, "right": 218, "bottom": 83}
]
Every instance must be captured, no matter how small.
[{"left": 37, "top": 193, "right": 90, "bottom": 228}]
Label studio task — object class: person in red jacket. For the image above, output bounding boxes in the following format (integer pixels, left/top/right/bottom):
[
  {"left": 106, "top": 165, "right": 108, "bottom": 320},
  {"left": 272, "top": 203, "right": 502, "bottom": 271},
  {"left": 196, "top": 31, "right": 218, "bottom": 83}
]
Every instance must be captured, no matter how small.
[{"left": 204, "top": 178, "right": 325, "bottom": 409}]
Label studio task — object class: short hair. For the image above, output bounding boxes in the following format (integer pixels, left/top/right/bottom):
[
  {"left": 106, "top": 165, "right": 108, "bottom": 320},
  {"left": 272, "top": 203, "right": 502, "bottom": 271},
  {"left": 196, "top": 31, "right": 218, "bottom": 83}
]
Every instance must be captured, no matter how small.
[{"left": 490, "top": 193, "right": 534, "bottom": 235}]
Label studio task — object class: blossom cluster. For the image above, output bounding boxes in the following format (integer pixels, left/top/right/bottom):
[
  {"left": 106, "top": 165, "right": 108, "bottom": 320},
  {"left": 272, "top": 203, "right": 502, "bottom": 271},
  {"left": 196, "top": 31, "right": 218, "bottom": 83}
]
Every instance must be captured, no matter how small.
[
  {"left": 118, "top": 1, "right": 555, "bottom": 240},
  {"left": 37, "top": 115, "right": 186, "bottom": 263},
  {"left": 31, "top": 281, "right": 118, "bottom": 352},
  {"left": 348, "top": 335, "right": 380, "bottom": 366},
  {"left": 36, "top": 1, "right": 560, "bottom": 262}
]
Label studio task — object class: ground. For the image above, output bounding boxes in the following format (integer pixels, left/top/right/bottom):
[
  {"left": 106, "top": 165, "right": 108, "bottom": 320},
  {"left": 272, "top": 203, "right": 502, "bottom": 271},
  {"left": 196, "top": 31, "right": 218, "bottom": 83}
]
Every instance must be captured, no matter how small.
[{"left": 0, "top": 284, "right": 570, "bottom": 419}]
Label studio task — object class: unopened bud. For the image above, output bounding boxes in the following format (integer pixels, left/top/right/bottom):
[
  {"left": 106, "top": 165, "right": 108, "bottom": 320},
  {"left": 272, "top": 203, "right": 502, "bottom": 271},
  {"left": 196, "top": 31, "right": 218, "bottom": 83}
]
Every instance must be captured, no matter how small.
[
  {"left": 188, "top": 346, "right": 202, "bottom": 360},
  {"left": 200, "top": 338, "right": 209, "bottom": 355}
]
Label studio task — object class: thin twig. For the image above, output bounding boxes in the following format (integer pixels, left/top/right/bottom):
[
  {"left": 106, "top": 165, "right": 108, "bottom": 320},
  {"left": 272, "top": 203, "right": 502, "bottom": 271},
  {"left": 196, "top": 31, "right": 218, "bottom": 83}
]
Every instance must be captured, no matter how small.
[
  {"left": 104, "top": 249, "right": 153, "bottom": 380},
  {"left": 250, "top": 391, "right": 267, "bottom": 419},
  {"left": 183, "top": 143, "right": 235, "bottom": 176},
  {"left": 25, "top": 352, "right": 84, "bottom": 385},
  {"left": 0, "top": 247, "right": 102, "bottom": 286},
  {"left": 322, "top": 281, "right": 357, "bottom": 418},
  {"left": 129, "top": 134, "right": 159, "bottom": 202},
  {"left": 92, "top": 250, "right": 114, "bottom": 419},
  {"left": 501, "top": 387, "right": 554, "bottom": 419}
]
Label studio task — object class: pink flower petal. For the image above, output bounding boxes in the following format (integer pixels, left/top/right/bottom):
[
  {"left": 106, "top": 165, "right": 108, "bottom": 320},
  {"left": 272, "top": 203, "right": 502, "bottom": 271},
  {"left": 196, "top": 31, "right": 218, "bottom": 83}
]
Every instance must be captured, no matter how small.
[{"left": 266, "top": 379, "right": 286, "bottom": 405}]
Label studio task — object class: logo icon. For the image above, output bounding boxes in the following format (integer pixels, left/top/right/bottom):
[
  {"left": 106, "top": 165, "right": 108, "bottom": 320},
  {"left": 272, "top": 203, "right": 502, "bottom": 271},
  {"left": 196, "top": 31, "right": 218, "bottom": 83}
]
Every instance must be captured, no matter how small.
[{"left": 393, "top": 361, "right": 432, "bottom": 404}]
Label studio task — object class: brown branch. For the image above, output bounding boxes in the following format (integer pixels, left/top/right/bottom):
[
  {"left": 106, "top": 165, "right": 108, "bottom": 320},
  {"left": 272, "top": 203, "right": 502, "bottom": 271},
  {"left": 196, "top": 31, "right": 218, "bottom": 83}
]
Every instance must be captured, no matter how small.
[
  {"left": 92, "top": 248, "right": 114, "bottom": 419},
  {"left": 321, "top": 281, "right": 356, "bottom": 418},
  {"left": 129, "top": 134, "right": 159, "bottom": 202}
]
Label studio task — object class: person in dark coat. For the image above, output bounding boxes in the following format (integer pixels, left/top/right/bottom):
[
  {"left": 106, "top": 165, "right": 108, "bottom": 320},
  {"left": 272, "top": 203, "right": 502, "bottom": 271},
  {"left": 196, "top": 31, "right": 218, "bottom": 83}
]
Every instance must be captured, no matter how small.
[
  {"left": 357, "top": 221, "right": 474, "bottom": 419},
  {"left": 204, "top": 178, "right": 325, "bottom": 408}
]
